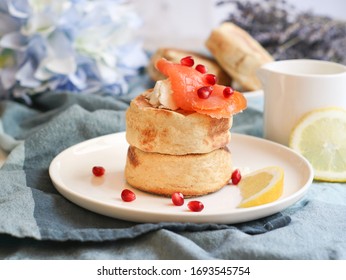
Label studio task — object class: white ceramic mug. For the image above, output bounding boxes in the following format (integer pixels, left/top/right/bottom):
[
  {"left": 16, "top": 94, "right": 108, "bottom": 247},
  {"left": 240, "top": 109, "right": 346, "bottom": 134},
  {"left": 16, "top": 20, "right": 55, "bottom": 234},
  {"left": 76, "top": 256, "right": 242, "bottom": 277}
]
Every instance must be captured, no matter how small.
[{"left": 257, "top": 59, "right": 346, "bottom": 146}]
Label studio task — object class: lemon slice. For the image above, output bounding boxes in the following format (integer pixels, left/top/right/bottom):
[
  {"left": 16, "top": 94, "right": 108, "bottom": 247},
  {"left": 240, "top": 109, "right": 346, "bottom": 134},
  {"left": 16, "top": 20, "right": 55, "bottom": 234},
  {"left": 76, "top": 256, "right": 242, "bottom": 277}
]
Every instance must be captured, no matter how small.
[
  {"left": 238, "top": 166, "right": 284, "bottom": 208},
  {"left": 289, "top": 107, "right": 346, "bottom": 182}
]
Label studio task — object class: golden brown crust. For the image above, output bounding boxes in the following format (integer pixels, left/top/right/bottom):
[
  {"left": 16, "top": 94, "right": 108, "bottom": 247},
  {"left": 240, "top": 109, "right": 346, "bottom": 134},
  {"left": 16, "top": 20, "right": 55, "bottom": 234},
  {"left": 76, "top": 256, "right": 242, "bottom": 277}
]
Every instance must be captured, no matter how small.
[
  {"left": 125, "top": 93, "right": 233, "bottom": 155},
  {"left": 205, "top": 22, "right": 273, "bottom": 91},
  {"left": 147, "top": 47, "right": 231, "bottom": 86},
  {"left": 125, "top": 146, "right": 232, "bottom": 197}
]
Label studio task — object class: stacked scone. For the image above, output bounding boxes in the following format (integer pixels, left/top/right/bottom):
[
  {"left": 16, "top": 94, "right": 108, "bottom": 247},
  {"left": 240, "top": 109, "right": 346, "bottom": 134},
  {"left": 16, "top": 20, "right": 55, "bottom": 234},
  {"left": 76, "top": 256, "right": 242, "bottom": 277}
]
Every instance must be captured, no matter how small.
[
  {"left": 147, "top": 47, "right": 231, "bottom": 87},
  {"left": 125, "top": 56, "right": 247, "bottom": 197},
  {"left": 205, "top": 22, "right": 273, "bottom": 91}
]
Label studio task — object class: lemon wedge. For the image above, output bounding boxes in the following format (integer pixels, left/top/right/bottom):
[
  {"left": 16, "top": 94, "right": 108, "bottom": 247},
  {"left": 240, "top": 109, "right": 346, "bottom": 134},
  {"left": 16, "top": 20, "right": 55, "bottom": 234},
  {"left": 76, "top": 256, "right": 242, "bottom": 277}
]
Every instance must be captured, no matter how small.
[
  {"left": 289, "top": 107, "right": 346, "bottom": 182},
  {"left": 238, "top": 166, "right": 284, "bottom": 208}
]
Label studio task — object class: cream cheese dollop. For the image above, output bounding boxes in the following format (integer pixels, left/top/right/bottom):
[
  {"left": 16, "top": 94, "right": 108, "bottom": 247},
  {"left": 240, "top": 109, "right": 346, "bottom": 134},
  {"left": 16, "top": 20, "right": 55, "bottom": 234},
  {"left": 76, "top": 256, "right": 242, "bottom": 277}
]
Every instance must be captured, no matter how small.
[{"left": 144, "top": 79, "right": 179, "bottom": 110}]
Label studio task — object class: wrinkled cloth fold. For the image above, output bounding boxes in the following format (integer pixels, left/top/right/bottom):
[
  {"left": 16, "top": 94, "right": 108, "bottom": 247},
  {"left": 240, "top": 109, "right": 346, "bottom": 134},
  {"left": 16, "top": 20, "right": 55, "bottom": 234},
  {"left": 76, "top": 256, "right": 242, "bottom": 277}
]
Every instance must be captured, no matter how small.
[{"left": 0, "top": 76, "right": 346, "bottom": 259}]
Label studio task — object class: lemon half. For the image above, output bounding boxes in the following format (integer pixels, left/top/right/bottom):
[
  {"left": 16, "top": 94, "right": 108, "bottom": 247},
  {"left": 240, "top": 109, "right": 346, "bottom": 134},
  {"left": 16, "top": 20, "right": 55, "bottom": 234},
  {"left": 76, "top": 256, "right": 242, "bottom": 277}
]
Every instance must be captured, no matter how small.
[
  {"left": 289, "top": 107, "right": 346, "bottom": 182},
  {"left": 238, "top": 166, "right": 284, "bottom": 208}
]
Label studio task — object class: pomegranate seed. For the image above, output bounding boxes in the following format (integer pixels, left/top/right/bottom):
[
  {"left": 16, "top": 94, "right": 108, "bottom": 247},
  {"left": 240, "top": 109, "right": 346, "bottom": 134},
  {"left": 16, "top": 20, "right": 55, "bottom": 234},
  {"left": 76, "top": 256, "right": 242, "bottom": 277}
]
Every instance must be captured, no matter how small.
[
  {"left": 187, "top": 201, "right": 204, "bottom": 212},
  {"left": 195, "top": 64, "right": 208, "bottom": 73},
  {"left": 121, "top": 189, "right": 136, "bottom": 202},
  {"left": 231, "top": 169, "right": 242, "bottom": 185},
  {"left": 223, "top": 87, "right": 234, "bottom": 98},
  {"left": 204, "top": 74, "right": 217, "bottom": 85},
  {"left": 197, "top": 86, "right": 213, "bottom": 99},
  {"left": 92, "top": 166, "right": 105, "bottom": 177},
  {"left": 180, "top": 56, "right": 194, "bottom": 67},
  {"left": 171, "top": 192, "right": 184, "bottom": 206}
]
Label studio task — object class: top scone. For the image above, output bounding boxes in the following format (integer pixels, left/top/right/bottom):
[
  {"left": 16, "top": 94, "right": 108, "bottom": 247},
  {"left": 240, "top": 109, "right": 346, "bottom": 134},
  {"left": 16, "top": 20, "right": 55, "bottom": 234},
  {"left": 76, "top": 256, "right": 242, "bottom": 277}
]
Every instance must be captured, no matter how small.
[{"left": 126, "top": 93, "right": 233, "bottom": 155}]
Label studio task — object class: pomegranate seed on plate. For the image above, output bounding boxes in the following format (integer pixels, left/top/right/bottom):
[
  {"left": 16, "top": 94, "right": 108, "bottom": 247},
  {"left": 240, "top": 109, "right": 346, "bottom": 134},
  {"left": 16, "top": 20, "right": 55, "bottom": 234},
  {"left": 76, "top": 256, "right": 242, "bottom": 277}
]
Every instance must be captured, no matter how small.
[
  {"left": 231, "top": 169, "right": 242, "bottom": 185},
  {"left": 204, "top": 73, "right": 217, "bottom": 85},
  {"left": 195, "top": 64, "right": 208, "bottom": 73},
  {"left": 92, "top": 166, "right": 105, "bottom": 177},
  {"left": 171, "top": 192, "right": 184, "bottom": 206},
  {"left": 180, "top": 56, "right": 194, "bottom": 67},
  {"left": 197, "top": 86, "right": 213, "bottom": 99},
  {"left": 187, "top": 200, "right": 204, "bottom": 212},
  {"left": 223, "top": 87, "right": 234, "bottom": 98},
  {"left": 121, "top": 189, "right": 136, "bottom": 202}
]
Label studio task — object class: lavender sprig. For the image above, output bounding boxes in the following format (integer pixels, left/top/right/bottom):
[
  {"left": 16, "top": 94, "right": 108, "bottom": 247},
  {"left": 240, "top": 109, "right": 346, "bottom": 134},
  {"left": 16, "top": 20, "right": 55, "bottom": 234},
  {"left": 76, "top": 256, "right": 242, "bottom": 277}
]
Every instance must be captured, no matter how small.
[{"left": 217, "top": 0, "right": 346, "bottom": 64}]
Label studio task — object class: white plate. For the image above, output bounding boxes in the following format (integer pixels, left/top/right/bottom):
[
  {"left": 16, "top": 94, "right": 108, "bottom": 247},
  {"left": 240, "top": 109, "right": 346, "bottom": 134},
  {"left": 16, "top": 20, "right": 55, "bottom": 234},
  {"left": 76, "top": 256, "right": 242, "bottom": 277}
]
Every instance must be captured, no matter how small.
[{"left": 49, "top": 132, "right": 313, "bottom": 224}]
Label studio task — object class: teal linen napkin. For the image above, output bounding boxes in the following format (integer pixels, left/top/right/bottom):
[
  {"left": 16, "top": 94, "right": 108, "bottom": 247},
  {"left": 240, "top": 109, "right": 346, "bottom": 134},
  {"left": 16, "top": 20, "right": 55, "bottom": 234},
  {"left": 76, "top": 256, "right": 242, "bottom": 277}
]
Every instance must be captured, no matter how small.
[{"left": 1, "top": 79, "right": 346, "bottom": 259}]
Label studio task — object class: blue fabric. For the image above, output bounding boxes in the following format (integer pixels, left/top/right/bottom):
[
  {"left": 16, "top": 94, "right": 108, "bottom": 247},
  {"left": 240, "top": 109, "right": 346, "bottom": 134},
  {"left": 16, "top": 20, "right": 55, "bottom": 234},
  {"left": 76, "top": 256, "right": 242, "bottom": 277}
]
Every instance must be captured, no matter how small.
[{"left": 0, "top": 75, "right": 345, "bottom": 259}]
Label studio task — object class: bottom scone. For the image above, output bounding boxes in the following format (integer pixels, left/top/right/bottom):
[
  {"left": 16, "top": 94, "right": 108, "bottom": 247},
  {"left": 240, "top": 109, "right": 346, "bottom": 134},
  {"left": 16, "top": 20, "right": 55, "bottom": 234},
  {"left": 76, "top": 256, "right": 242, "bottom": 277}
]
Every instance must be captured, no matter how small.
[{"left": 125, "top": 146, "right": 233, "bottom": 197}]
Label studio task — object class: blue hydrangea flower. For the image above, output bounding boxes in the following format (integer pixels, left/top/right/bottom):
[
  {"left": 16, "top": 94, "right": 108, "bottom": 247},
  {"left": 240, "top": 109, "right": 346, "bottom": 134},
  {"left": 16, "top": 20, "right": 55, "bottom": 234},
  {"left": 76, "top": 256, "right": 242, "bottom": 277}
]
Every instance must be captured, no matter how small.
[{"left": 0, "top": 0, "right": 148, "bottom": 102}]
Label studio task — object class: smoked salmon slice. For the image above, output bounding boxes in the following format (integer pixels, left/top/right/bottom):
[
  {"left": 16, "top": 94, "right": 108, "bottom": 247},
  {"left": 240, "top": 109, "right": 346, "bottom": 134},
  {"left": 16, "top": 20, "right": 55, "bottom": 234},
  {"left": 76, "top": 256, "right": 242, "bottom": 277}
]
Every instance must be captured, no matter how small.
[{"left": 156, "top": 58, "right": 247, "bottom": 118}]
